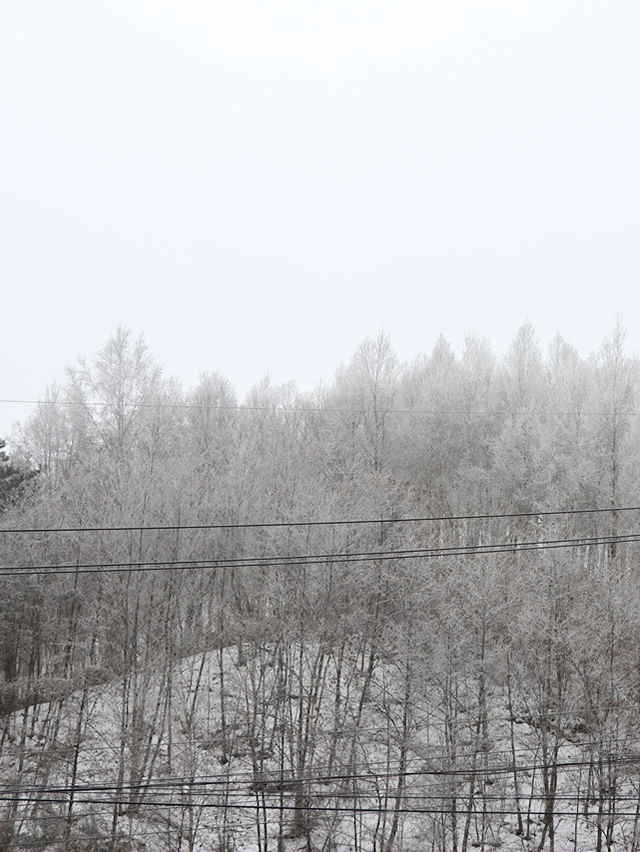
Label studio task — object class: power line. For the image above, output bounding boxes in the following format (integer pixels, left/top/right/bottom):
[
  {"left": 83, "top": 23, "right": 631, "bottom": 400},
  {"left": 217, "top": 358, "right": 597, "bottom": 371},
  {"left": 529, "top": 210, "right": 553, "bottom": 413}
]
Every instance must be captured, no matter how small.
[
  {"left": 6, "top": 745, "right": 638, "bottom": 799},
  {"left": 1, "top": 396, "right": 636, "bottom": 417},
  {"left": 5, "top": 758, "right": 640, "bottom": 839},
  {"left": 2, "top": 504, "right": 638, "bottom": 535},
  {"left": 5, "top": 754, "right": 640, "bottom": 796},
  {"left": 2, "top": 530, "right": 638, "bottom": 577}
]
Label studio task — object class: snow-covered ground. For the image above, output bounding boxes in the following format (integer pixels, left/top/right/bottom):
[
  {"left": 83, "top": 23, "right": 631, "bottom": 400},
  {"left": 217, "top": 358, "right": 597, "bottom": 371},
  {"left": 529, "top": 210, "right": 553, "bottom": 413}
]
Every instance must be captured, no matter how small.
[{"left": 3, "top": 641, "right": 640, "bottom": 851}]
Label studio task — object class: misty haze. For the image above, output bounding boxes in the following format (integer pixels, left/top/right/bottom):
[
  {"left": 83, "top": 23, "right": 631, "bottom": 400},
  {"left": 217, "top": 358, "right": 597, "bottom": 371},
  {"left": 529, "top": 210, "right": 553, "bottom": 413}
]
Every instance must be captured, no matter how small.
[{"left": 3, "top": 0, "right": 640, "bottom": 849}]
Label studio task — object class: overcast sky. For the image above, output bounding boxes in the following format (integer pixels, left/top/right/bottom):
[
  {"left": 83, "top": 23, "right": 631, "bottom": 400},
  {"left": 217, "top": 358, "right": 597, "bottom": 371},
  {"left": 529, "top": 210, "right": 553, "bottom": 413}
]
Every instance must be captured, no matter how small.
[{"left": 2, "top": 1, "right": 639, "bottom": 437}]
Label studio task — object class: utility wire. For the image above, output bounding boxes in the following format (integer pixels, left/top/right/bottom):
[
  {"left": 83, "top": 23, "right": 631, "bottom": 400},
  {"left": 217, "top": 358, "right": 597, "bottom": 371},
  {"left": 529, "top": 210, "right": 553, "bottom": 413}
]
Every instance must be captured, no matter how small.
[
  {"left": 5, "top": 755, "right": 640, "bottom": 795},
  {"left": 11, "top": 785, "right": 640, "bottom": 805},
  {"left": 1, "top": 396, "right": 638, "bottom": 419},
  {"left": 2, "top": 530, "right": 638, "bottom": 576},
  {"left": 2, "top": 504, "right": 639, "bottom": 535}
]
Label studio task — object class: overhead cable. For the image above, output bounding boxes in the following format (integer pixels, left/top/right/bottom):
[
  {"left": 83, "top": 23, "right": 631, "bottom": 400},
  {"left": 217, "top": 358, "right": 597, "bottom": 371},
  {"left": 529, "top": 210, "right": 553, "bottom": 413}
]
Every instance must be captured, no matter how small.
[
  {"left": 2, "top": 530, "right": 638, "bottom": 577},
  {"left": 2, "top": 504, "right": 638, "bottom": 535}
]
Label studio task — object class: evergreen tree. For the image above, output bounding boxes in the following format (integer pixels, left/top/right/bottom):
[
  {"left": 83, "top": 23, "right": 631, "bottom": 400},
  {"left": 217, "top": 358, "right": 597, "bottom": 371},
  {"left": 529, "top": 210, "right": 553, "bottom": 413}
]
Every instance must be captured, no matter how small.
[{"left": 0, "top": 438, "right": 34, "bottom": 511}]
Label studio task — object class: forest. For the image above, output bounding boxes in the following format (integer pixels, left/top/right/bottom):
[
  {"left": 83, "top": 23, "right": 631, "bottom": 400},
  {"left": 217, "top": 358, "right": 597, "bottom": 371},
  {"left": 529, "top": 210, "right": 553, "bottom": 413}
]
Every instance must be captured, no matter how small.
[{"left": 1, "top": 323, "right": 640, "bottom": 852}]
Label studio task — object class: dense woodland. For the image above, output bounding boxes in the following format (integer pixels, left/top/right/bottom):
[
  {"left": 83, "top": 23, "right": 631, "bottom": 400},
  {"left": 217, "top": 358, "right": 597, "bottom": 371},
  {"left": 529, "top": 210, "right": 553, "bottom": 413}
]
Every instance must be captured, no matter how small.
[{"left": 2, "top": 324, "right": 640, "bottom": 851}]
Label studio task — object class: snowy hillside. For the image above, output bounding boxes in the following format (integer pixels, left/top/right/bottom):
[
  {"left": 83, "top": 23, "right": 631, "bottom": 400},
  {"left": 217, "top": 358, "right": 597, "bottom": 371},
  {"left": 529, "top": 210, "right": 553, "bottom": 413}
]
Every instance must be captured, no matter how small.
[{"left": 4, "top": 639, "right": 640, "bottom": 851}]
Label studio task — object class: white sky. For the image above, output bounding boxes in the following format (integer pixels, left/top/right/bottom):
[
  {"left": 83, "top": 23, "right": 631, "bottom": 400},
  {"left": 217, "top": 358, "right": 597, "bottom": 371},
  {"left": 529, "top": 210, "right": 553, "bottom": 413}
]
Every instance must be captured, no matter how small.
[{"left": 2, "top": 1, "right": 640, "bottom": 437}]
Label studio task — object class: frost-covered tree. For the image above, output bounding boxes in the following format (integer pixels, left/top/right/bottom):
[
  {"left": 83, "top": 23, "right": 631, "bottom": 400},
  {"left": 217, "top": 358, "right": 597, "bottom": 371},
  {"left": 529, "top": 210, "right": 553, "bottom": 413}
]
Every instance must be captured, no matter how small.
[{"left": 65, "top": 326, "right": 164, "bottom": 461}]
